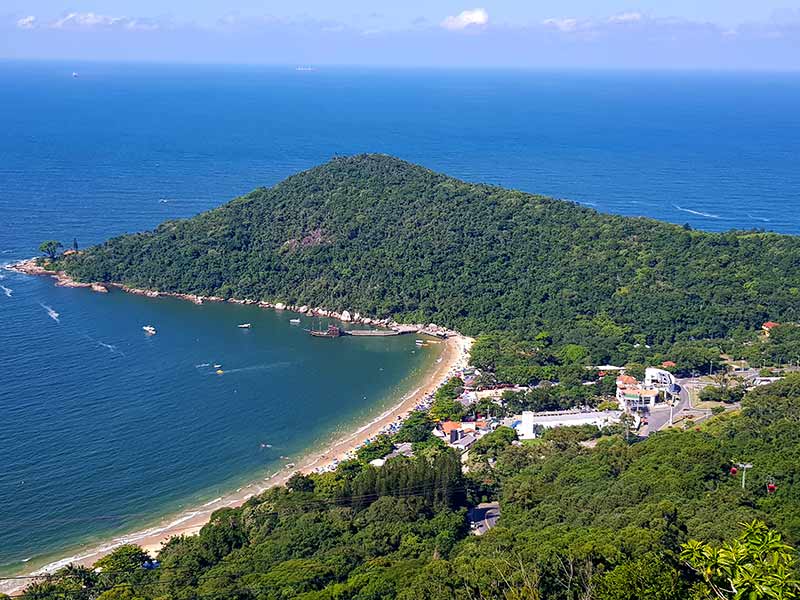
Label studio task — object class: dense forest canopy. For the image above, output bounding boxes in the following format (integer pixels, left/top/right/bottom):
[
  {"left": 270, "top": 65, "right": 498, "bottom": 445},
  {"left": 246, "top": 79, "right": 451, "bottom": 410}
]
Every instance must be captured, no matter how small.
[
  {"left": 17, "top": 375, "right": 800, "bottom": 599},
  {"left": 55, "top": 154, "right": 800, "bottom": 366}
]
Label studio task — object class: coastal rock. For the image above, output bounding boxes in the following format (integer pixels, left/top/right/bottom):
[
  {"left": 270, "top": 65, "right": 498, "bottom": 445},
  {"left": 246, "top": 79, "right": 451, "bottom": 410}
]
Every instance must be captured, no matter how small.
[
  {"left": 298, "top": 305, "right": 309, "bottom": 313},
  {"left": 91, "top": 283, "right": 108, "bottom": 293},
  {"left": 275, "top": 302, "right": 286, "bottom": 310},
  {"left": 341, "top": 310, "right": 352, "bottom": 322}
]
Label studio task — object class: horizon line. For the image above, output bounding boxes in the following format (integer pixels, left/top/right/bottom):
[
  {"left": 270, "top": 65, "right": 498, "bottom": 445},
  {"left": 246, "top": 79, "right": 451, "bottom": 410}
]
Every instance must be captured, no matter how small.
[{"left": 2, "top": 57, "right": 800, "bottom": 74}]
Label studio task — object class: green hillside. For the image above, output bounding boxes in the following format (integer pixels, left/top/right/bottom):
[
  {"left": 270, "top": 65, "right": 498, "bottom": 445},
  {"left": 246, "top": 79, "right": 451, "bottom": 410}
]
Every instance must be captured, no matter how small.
[
  {"left": 57, "top": 154, "right": 800, "bottom": 365},
  {"left": 18, "top": 376, "right": 800, "bottom": 599}
]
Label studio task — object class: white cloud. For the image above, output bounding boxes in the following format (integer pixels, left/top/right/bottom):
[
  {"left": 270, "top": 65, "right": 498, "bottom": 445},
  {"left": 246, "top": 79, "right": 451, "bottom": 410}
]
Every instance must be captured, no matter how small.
[
  {"left": 441, "top": 8, "right": 488, "bottom": 31},
  {"left": 608, "top": 12, "right": 643, "bottom": 24},
  {"left": 48, "top": 12, "right": 159, "bottom": 31},
  {"left": 16, "top": 15, "right": 37, "bottom": 29},
  {"left": 542, "top": 18, "right": 580, "bottom": 32}
]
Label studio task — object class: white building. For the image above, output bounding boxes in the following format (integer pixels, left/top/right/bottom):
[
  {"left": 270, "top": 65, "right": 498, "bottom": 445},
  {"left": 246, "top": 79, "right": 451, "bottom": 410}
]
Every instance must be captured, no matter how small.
[
  {"left": 644, "top": 367, "right": 676, "bottom": 389},
  {"left": 515, "top": 410, "right": 623, "bottom": 440}
]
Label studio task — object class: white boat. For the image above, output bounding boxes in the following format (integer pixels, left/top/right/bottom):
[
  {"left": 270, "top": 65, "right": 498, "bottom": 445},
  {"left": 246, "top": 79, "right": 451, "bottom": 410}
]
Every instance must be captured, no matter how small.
[
  {"left": 289, "top": 318, "right": 301, "bottom": 324},
  {"left": 142, "top": 325, "right": 156, "bottom": 335},
  {"left": 213, "top": 364, "right": 222, "bottom": 368},
  {"left": 238, "top": 323, "right": 252, "bottom": 328}
]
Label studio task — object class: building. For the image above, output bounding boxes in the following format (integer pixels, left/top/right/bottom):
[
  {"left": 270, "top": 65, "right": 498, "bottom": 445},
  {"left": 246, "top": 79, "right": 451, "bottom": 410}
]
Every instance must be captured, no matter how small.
[
  {"left": 762, "top": 321, "right": 780, "bottom": 337},
  {"left": 617, "top": 386, "right": 660, "bottom": 411},
  {"left": 615, "top": 369, "right": 677, "bottom": 412},
  {"left": 515, "top": 410, "right": 622, "bottom": 440},
  {"left": 644, "top": 367, "right": 676, "bottom": 389}
]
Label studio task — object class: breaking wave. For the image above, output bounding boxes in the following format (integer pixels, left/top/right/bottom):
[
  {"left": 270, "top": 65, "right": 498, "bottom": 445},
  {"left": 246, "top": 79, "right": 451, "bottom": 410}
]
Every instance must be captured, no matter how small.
[{"left": 673, "top": 205, "right": 721, "bottom": 219}]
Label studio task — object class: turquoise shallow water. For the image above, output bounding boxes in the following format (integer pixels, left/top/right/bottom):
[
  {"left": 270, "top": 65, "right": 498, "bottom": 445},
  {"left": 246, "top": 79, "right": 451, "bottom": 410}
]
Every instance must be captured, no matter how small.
[{"left": 1, "top": 61, "right": 799, "bottom": 575}]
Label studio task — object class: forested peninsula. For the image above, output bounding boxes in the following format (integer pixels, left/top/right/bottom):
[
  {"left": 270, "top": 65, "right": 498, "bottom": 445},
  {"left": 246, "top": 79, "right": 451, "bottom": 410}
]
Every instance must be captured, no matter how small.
[{"left": 54, "top": 154, "right": 800, "bottom": 375}]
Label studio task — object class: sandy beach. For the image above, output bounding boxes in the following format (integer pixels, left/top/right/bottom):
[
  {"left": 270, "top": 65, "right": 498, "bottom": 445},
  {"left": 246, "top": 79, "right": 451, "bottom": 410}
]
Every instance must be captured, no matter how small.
[{"left": 0, "top": 316, "right": 471, "bottom": 596}]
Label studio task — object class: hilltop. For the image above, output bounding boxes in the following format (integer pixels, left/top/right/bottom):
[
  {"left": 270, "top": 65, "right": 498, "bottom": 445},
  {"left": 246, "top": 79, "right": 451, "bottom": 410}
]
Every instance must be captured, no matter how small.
[{"left": 58, "top": 154, "right": 800, "bottom": 363}]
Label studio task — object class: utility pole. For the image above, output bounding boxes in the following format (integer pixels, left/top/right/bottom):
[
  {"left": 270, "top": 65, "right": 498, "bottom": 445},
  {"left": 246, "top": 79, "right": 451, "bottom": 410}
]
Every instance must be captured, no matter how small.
[{"left": 736, "top": 462, "right": 753, "bottom": 490}]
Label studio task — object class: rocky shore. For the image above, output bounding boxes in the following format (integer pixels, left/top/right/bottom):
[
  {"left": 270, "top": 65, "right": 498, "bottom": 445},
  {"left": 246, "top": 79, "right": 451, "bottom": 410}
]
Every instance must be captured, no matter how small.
[{"left": 6, "top": 258, "right": 457, "bottom": 338}]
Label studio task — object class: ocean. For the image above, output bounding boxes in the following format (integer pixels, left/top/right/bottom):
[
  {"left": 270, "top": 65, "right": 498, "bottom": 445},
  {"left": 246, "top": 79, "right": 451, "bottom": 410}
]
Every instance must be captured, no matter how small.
[{"left": 1, "top": 61, "right": 799, "bottom": 576}]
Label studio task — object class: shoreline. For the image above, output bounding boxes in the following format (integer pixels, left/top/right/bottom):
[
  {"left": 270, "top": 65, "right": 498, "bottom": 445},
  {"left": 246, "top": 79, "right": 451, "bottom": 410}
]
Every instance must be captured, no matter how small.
[
  {"left": 5, "top": 258, "right": 454, "bottom": 337},
  {"left": 1, "top": 258, "right": 473, "bottom": 596}
]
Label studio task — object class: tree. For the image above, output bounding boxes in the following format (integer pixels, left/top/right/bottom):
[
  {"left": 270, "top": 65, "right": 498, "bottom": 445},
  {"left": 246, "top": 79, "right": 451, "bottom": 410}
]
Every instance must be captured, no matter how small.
[
  {"left": 38, "top": 240, "right": 62, "bottom": 260},
  {"left": 395, "top": 411, "right": 434, "bottom": 443},
  {"left": 430, "top": 397, "right": 465, "bottom": 422},
  {"left": 286, "top": 472, "right": 315, "bottom": 493},
  {"left": 680, "top": 521, "right": 800, "bottom": 600},
  {"left": 94, "top": 545, "right": 151, "bottom": 578}
]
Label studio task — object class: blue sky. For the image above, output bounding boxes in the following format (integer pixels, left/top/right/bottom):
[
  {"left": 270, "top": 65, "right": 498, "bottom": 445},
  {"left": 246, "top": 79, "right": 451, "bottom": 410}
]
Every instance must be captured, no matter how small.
[{"left": 2, "top": 1, "right": 800, "bottom": 68}]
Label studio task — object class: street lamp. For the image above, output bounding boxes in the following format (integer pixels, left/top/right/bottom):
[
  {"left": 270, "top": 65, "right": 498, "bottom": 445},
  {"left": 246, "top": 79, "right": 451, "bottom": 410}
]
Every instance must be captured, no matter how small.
[{"left": 734, "top": 462, "right": 753, "bottom": 490}]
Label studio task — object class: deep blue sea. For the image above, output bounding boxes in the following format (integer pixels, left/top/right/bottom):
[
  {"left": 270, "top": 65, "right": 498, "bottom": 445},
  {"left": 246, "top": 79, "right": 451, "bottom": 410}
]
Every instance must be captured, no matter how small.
[{"left": 1, "top": 61, "right": 799, "bottom": 577}]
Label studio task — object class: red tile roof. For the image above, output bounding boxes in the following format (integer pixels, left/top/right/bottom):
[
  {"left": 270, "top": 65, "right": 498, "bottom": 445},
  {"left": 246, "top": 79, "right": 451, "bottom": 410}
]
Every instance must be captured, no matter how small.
[{"left": 440, "top": 421, "right": 462, "bottom": 435}]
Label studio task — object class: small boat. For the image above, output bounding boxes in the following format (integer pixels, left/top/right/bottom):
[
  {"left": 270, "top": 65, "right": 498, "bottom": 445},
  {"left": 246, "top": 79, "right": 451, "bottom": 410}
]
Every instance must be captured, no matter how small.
[
  {"left": 289, "top": 318, "right": 301, "bottom": 324},
  {"left": 213, "top": 364, "right": 222, "bottom": 368},
  {"left": 216, "top": 369, "right": 224, "bottom": 375},
  {"left": 142, "top": 325, "right": 156, "bottom": 335},
  {"left": 238, "top": 323, "right": 252, "bottom": 329},
  {"left": 72, "top": 72, "right": 79, "bottom": 78}
]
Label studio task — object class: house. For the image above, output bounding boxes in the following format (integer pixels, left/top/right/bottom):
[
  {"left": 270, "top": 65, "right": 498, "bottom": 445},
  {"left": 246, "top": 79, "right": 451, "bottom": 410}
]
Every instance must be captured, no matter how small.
[
  {"left": 385, "top": 442, "right": 414, "bottom": 460},
  {"left": 661, "top": 360, "right": 677, "bottom": 369},
  {"left": 515, "top": 410, "right": 622, "bottom": 440},
  {"left": 762, "top": 322, "right": 780, "bottom": 337},
  {"left": 616, "top": 374, "right": 638, "bottom": 386},
  {"left": 451, "top": 432, "right": 477, "bottom": 451},
  {"left": 368, "top": 442, "right": 415, "bottom": 468}
]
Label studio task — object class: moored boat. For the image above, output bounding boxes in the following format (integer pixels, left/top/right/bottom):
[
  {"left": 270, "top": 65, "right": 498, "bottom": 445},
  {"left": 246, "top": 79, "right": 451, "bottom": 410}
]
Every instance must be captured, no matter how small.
[
  {"left": 142, "top": 325, "right": 156, "bottom": 335},
  {"left": 307, "top": 324, "right": 342, "bottom": 338}
]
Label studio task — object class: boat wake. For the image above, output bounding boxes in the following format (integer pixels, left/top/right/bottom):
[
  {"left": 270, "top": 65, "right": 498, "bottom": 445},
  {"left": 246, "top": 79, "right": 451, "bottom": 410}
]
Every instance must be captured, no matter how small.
[
  {"left": 217, "top": 361, "right": 293, "bottom": 375},
  {"left": 1, "top": 285, "right": 11, "bottom": 297},
  {"left": 195, "top": 363, "right": 211, "bottom": 368},
  {"left": 40, "top": 303, "right": 60, "bottom": 322},
  {"left": 747, "top": 213, "right": 772, "bottom": 223},
  {"left": 83, "top": 335, "right": 125, "bottom": 357},
  {"left": 673, "top": 204, "right": 721, "bottom": 219}
]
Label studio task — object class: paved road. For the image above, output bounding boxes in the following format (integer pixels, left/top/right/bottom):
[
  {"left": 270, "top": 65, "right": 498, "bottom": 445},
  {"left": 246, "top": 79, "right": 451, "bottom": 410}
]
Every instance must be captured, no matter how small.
[
  {"left": 469, "top": 502, "right": 500, "bottom": 535},
  {"left": 647, "top": 381, "right": 692, "bottom": 433}
]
